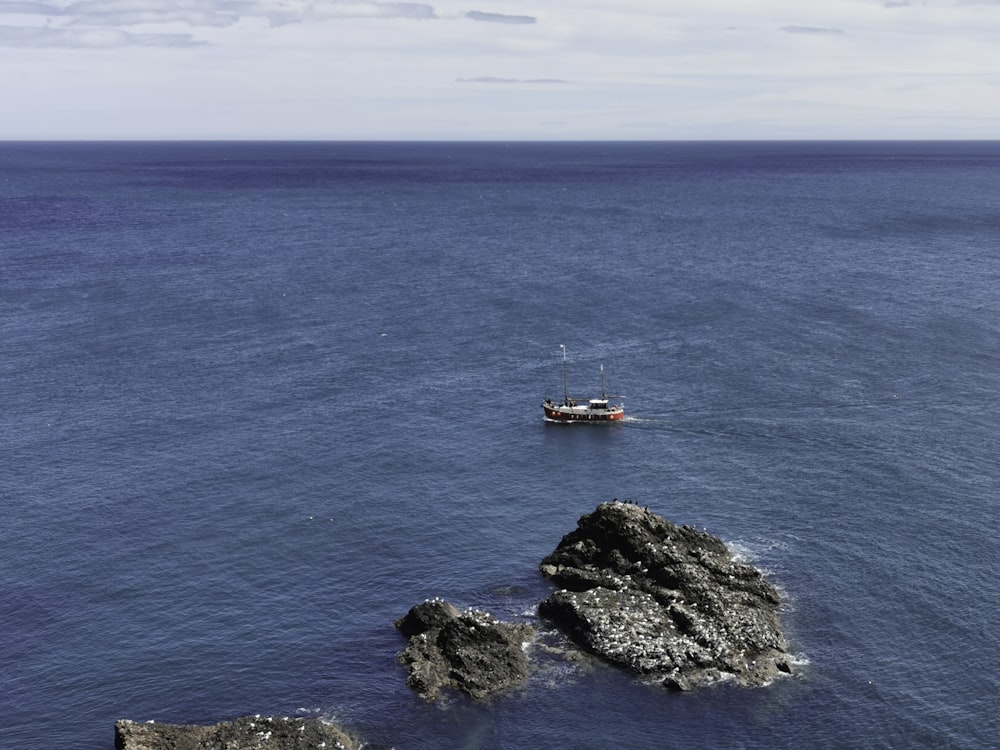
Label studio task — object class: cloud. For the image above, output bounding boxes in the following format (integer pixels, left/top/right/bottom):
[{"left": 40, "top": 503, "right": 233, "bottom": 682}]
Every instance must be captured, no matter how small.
[
  {"left": 457, "top": 76, "right": 568, "bottom": 83},
  {"left": 465, "top": 10, "right": 535, "bottom": 24},
  {"left": 0, "top": 1, "right": 233, "bottom": 46},
  {"left": 0, "top": 23, "right": 201, "bottom": 46},
  {"left": 0, "top": 0, "right": 441, "bottom": 47},
  {"left": 62, "top": 0, "right": 438, "bottom": 25},
  {"left": 779, "top": 25, "right": 844, "bottom": 34},
  {"left": 0, "top": 0, "right": 247, "bottom": 37},
  {"left": 0, "top": 1, "right": 66, "bottom": 12},
  {"left": 259, "top": 2, "right": 437, "bottom": 25},
  {"left": 317, "top": 2, "right": 436, "bottom": 20},
  {"left": 63, "top": 2, "right": 244, "bottom": 28}
]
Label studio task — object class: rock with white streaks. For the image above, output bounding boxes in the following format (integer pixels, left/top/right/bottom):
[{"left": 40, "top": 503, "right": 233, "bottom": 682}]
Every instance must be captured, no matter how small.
[
  {"left": 538, "top": 501, "right": 793, "bottom": 691},
  {"left": 114, "top": 715, "right": 368, "bottom": 750}
]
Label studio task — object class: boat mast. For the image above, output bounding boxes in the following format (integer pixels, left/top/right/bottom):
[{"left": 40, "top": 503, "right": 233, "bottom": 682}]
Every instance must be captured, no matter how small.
[
  {"left": 600, "top": 363, "right": 606, "bottom": 399},
  {"left": 560, "top": 344, "right": 569, "bottom": 404}
]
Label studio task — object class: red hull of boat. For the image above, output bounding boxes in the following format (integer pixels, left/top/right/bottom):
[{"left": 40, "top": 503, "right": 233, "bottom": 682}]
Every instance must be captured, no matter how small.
[{"left": 542, "top": 405, "right": 624, "bottom": 422}]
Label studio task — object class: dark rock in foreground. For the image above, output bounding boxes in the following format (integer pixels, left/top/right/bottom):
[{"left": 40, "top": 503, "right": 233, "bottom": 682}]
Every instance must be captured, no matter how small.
[
  {"left": 115, "top": 715, "right": 362, "bottom": 750},
  {"left": 396, "top": 599, "right": 536, "bottom": 700},
  {"left": 539, "top": 501, "right": 793, "bottom": 691}
]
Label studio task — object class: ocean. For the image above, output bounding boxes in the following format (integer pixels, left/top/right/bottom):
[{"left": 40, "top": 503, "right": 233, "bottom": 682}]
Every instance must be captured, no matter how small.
[{"left": 2, "top": 141, "right": 998, "bottom": 749}]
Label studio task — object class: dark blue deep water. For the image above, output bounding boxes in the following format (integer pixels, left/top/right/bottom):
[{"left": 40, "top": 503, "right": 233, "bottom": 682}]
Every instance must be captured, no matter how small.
[{"left": 3, "top": 141, "right": 999, "bottom": 749}]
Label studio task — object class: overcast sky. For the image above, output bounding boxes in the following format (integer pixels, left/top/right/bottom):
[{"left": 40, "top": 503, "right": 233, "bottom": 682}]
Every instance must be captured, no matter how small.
[{"left": 2, "top": 0, "right": 999, "bottom": 139}]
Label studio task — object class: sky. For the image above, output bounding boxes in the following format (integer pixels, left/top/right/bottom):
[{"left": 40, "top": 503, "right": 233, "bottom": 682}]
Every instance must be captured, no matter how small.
[{"left": 2, "top": 0, "right": 1000, "bottom": 140}]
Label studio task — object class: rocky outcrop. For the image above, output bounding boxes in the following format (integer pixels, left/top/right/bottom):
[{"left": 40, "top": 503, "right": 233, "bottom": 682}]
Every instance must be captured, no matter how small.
[
  {"left": 118, "top": 502, "right": 795, "bottom": 746},
  {"left": 395, "top": 599, "right": 536, "bottom": 700},
  {"left": 114, "top": 715, "right": 363, "bottom": 750},
  {"left": 539, "top": 501, "right": 793, "bottom": 691}
]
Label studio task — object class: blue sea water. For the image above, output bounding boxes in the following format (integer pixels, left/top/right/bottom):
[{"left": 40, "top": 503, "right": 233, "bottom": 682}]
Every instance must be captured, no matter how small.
[{"left": 2, "top": 140, "right": 999, "bottom": 749}]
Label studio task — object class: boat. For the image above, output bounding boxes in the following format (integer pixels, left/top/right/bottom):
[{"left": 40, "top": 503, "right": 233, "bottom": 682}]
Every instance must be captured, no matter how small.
[{"left": 542, "top": 345, "right": 624, "bottom": 422}]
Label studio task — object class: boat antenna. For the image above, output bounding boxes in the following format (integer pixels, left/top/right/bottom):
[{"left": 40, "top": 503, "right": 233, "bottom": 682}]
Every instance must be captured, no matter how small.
[
  {"left": 600, "top": 363, "right": 607, "bottom": 399},
  {"left": 560, "top": 344, "right": 569, "bottom": 405}
]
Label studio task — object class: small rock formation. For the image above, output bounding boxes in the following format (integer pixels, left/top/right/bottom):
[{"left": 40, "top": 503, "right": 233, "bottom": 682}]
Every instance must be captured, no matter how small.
[
  {"left": 538, "top": 501, "right": 793, "bottom": 691},
  {"left": 115, "top": 715, "right": 362, "bottom": 750},
  {"left": 395, "top": 599, "right": 536, "bottom": 700}
]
